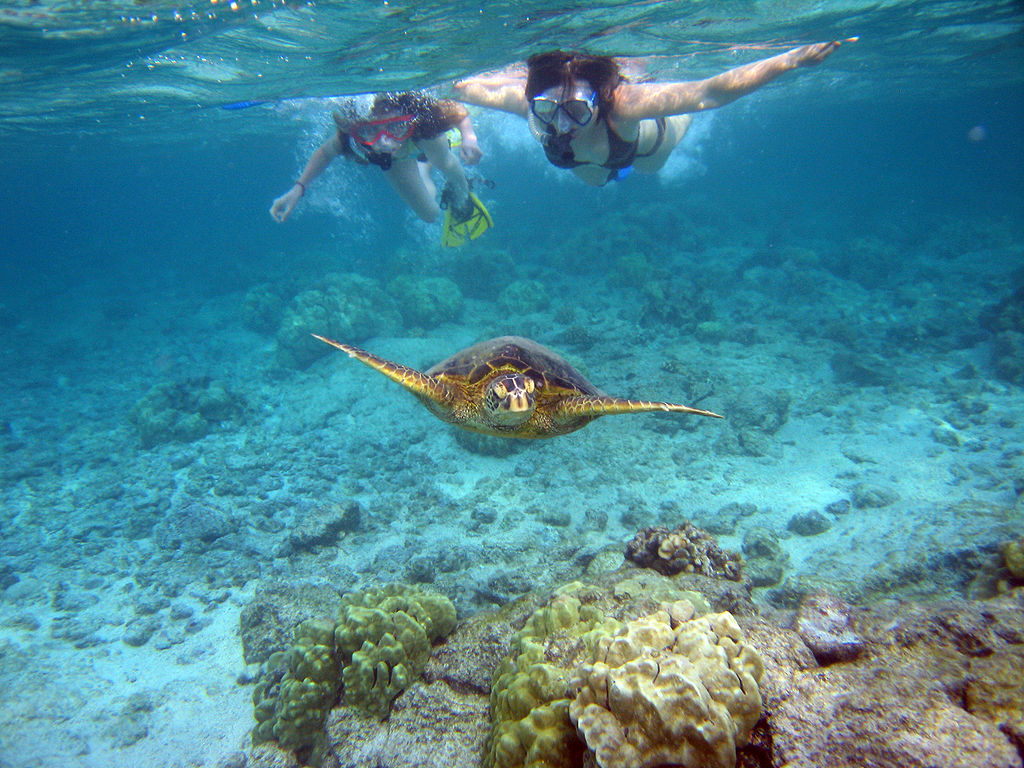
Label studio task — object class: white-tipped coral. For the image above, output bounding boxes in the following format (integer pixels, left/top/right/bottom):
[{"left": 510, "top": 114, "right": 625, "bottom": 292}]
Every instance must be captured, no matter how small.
[{"left": 569, "top": 607, "right": 764, "bottom": 768}]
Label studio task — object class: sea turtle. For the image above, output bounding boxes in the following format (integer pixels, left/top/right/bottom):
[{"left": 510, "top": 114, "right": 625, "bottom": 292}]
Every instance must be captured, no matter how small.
[{"left": 313, "top": 334, "right": 722, "bottom": 439}]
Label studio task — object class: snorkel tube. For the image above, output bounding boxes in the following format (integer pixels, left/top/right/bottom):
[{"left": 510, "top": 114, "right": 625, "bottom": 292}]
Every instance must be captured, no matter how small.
[{"left": 528, "top": 109, "right": 576, "bottom": 164}]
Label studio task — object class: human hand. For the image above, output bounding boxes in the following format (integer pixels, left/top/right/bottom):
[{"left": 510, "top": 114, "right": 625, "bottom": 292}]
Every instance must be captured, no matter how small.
[
  {"left": 460, "top": 137, "right": 483, "bottom": 165},
  {"left": 789, "top": 38, "right": 855, "bottom": 67},
  {"left": 269, "top": 186, "right": 302, "bottom": 222}
]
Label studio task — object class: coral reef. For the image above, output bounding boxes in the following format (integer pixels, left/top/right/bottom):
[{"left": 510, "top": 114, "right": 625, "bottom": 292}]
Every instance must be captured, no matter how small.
[
  {"left": 129, "top": 376, "right": 242, "bottom": 448},
  {"left": 625, "top": 523, "right": 742, "bottom": 580},
  {"left": 334, "top": 584, "right": 457, "bottom": 719},
  {"left": 244, "top": 571, "right": 1024, "bottom": 768},
  {"left": 250, "top": 584, "right": 456, "bottom": 761},
  {"left": 252, "top": 619, "right": 340, "bottom": 753},
  {"left": 386, "top": 275, "right": 463, "bottom": 329},
  {"left": 482, "top": 576, "right": 725, "bottom": 768},
  {"left": 638, "top": 276, "right": 714, "bottom": 331},
  {"left": 484, "top": 583, "right": 618, "bottom": 768},
  {"left": 243, "top": 282, "right": 293, "bottom": 334},
  {"left": 274, "top": 273, "right": 401, "bottom": 368},
  {"left": 497, "top": 279, "right": 550, "bottom": 315},
  {"left": 570, "top": 607, "right": 764, "bottom": 768}
]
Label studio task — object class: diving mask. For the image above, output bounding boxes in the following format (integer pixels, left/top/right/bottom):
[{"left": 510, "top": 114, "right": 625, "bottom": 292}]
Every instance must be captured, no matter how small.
[
  {"left": 529, "top": 92, "right": 597, "bottom": 127},
  {"left": 350, "top": 114, "right": 416, "bottom": 146}
]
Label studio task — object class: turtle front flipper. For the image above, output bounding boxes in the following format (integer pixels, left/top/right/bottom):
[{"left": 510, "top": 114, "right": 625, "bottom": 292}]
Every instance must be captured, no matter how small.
[
  {"left": 554, "top": 395, "right": 723, "bottom": 431},
  {"left": 312, "top": 335, "right": 455, "bottom": 407}
]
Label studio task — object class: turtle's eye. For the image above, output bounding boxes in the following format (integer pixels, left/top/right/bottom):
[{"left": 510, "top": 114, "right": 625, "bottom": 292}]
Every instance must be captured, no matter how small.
[
  {"left": 492, "top": 382, "right": 508, "bottom": 398},
  {"left": 523, "top": 377, "right": 536, "bottom": 393}
]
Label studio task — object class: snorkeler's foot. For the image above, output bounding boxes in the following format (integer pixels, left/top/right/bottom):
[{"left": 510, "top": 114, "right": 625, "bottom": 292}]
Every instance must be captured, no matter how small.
[{"left": 441, "top": 192, "right": 494, "bottom": 247}]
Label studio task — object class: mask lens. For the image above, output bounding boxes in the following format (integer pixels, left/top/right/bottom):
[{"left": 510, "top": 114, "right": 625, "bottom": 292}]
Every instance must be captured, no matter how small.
[
  {"left": 530, "top": 98, "right": 559, "bottom": 122},
  {"left": 383, "top": 119, "right": 415, "bottom": 141},
  {"left": 562, "top": 99, "right": 594, "bottom": 125},
  {"left": 352, "top": 124, "right": 382, "bottom": 143}
]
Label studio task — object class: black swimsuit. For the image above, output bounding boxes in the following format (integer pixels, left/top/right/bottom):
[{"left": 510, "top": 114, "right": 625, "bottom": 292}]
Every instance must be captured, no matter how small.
[{"left": 542, "top": 117, "right": 667, "bottom": 180}]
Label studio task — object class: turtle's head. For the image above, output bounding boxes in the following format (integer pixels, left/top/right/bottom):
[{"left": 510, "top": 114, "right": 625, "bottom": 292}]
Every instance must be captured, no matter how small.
[{"left": 484, "top": 373, "right": 536, "bottom": 428}]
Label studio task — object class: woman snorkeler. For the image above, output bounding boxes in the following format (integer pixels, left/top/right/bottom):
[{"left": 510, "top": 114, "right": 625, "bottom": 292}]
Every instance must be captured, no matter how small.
[
  {"left": 270, "top": 91, "right": 492, "bottom": 245},
  {"left": 454, "top": 40, "right": 850, "bottom": 186}
]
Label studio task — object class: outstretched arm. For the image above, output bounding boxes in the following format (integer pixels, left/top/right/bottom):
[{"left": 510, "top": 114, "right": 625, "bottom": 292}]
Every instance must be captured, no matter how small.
[
  {"left": 269, "top": 129, "right": 343, "bottom": 222},
  {"left": 453, "top": 68, "right": 530, "bottom": 117},
  {"left": 612, "top": 39, "right": 849, "bottom": 121}
]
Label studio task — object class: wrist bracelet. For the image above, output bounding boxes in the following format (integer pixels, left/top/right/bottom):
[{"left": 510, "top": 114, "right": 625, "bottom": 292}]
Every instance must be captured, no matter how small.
[{"left": 295, "top": 181, "right": 306, "bottom": 196}]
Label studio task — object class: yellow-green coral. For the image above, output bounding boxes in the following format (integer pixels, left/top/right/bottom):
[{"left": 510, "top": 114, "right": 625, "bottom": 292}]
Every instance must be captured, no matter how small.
[
  {"left": 570, "top": 608, "right": 764, "bottom": 768},
  {"left": 252, "top": 618, "right": 339, "bottom": 752},
  {"left": 251, "top": 584, "right": 456, "bottom": 755},
  {"left": 1001, "top": 536, "right": 1024, "bottom": 580},
  {"left": 335, "top": 584, "right": 457, "bottom": 719},
  {"left": 484, "top": 583, "right": 622, "bottom": 768}
]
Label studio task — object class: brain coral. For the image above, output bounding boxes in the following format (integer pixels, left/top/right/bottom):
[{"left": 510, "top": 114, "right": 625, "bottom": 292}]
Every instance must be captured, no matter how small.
[{"left": 569, "top": 608, "right": 764, "bottom": 768}]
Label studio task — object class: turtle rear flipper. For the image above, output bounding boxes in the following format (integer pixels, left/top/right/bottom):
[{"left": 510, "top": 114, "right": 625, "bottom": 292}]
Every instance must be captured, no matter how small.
[
  {"left": 555, "top": 395, "right": 723, "bottom": 421},
  {"left": 312, "top": 335, "right": 454, "bottom": 406}
]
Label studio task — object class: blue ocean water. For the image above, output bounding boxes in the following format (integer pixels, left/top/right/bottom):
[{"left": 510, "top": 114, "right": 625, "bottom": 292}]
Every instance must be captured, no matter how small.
[{"left": 1, "top": 1, "right": 1023, "bottom": 766}]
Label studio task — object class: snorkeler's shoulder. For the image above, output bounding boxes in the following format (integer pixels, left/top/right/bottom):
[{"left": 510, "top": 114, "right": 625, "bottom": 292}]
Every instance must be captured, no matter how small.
[{"left": 610, "top": 80, "right": 704, "bottom": 120}]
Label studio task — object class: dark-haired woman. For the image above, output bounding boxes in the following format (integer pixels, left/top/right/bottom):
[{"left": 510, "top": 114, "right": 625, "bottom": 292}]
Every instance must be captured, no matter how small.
[
  {"left": 270, "top": 92, "right": 482, "bottom": 225},
  {"left": 454, "top": 41, "right": 847, "bottom": 187}
]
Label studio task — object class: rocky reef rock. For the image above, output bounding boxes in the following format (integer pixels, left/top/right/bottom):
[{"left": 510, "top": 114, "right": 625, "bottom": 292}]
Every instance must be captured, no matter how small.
[
  {"left": 625, "top": 522, "right": 743, "bottom": 580},
  {"left": 714, "top": 388, "right": 791, "bottom": 458},
  {"left": 129, "top": 376, "right": 243, "bottom": 448},
  {"left": 497, "top": 279, "right": 550, "bottom": 315},
  {"left": 1002, "top": 535, "right": 1024, "bottom": 582},
  {"left": 980, "top": 285, "right": 1024, "bottom": 384},
  {"left": 792, "top": 592, "right": 864, "bottom": 664},
  {"left": 386, "top": 275, "right": 463, "bottom": 329},
  {"left": 741, "top": 527, "right": 790, "bottom": 588},
  {"left": 325, "top": 680, "right": 489, "bottom": 768},
  {"left": 274, "top": 273, "right": 401, "bottom": 369},
  {"left": 756, "top": 590, "right": 1024, "bottom": 768}
]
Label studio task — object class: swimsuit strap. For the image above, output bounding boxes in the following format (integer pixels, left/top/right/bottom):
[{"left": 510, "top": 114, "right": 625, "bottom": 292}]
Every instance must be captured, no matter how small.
[
  {"left": 540, "top": 116, "right": 666, "bottom": 174},
  {"left": 634, "top": 117, "right": 667, "bottom": 160},
  {"left": 602, "top": 121, "right": 639, "bottom": 170}
]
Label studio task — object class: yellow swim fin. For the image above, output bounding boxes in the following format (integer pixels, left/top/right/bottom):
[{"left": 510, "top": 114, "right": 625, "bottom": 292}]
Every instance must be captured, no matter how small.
[{"left": 442, "top": 192, "right": 494, "bottom": 248}]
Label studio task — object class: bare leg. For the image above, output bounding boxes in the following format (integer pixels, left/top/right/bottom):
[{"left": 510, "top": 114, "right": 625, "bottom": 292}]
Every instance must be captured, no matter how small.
[
  {"left": 382, "top": 157, "right": 441, "bottom": 222},
  {"left": 417, "top": 159, "right": 436, "bottom": 198}
]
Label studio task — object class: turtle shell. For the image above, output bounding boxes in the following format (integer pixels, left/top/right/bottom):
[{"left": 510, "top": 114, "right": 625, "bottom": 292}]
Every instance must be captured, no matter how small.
[{"left": 426, "top": 336, "right": 603, "bottom": 397}]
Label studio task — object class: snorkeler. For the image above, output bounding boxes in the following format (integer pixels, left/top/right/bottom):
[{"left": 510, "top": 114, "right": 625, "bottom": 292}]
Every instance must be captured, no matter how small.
[
  {"left": 270, "top": 91, "right": 493, "bottom": 246},
  {"left": 454, "top": 41, "right": 850, "bottom": 186}
]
